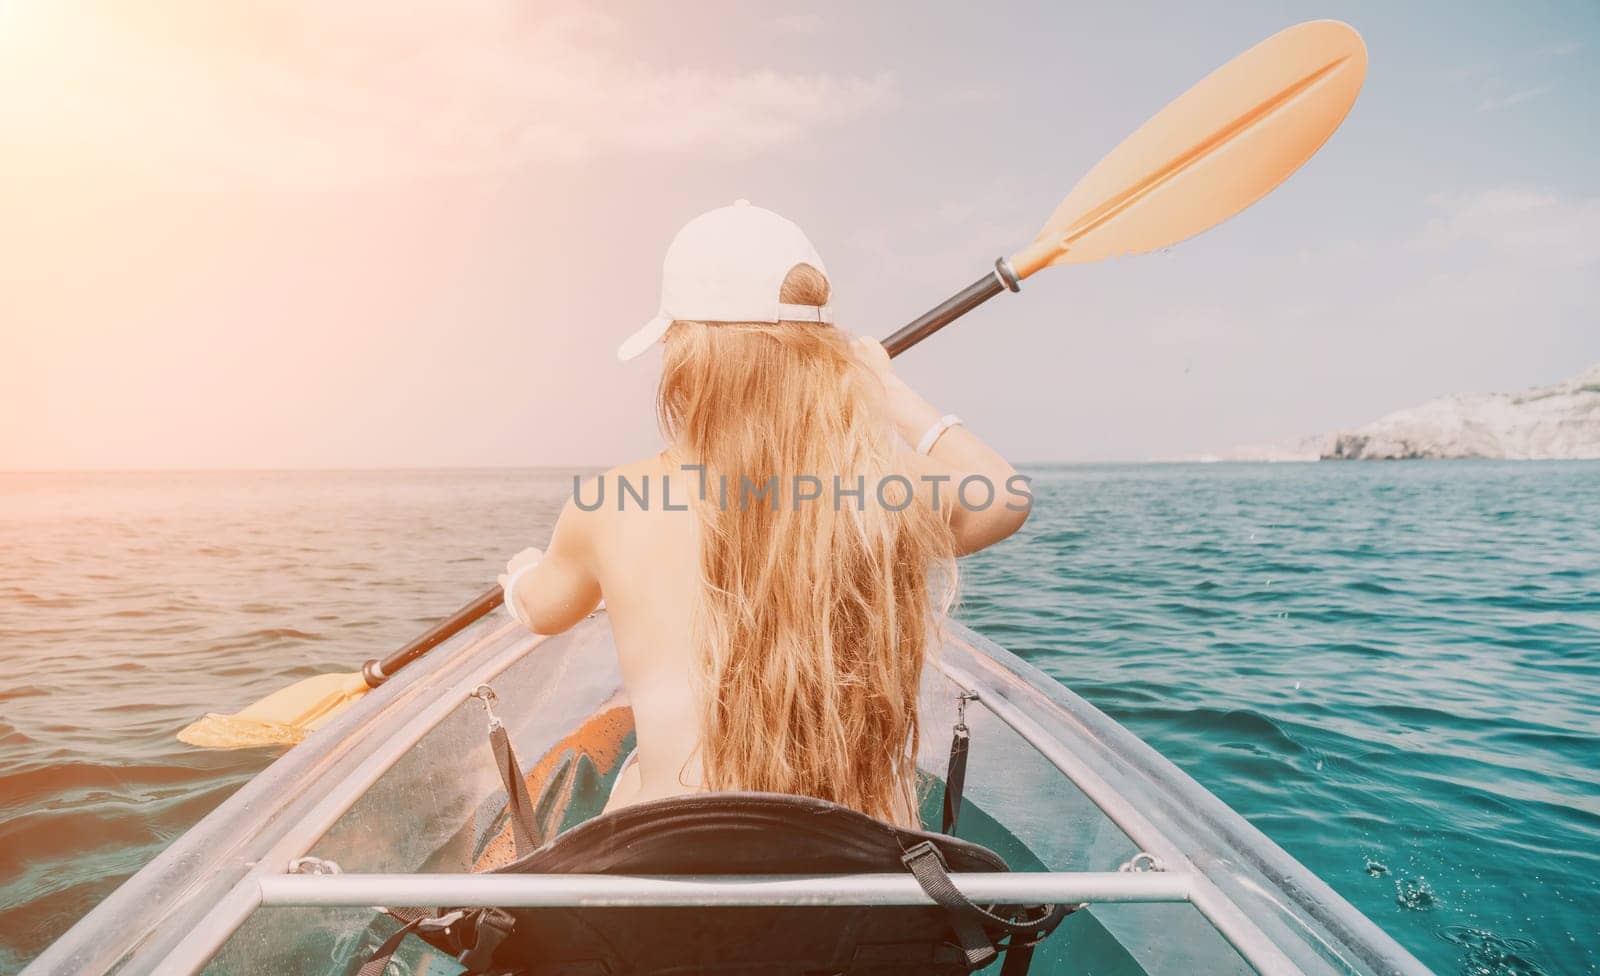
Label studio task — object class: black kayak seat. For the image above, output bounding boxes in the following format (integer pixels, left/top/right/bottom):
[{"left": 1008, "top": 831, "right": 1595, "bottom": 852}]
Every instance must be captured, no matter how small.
[{"left": 378, "top": 791, "right": 1070, "bottom": 976}]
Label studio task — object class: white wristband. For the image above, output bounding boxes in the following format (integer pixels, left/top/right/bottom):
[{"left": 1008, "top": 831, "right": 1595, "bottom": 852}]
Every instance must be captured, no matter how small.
[
  {"left": 502, "top": 560, "right": 541, "bottom": 628},
  {"left": 915, "top": 414, "right": 963, "bottom": 456}
]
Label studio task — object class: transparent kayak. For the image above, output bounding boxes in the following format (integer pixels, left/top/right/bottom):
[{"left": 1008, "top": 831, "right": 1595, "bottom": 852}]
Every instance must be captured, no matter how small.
[{"left": 22, "top": 610, "right": 1432, "bottom": 976}]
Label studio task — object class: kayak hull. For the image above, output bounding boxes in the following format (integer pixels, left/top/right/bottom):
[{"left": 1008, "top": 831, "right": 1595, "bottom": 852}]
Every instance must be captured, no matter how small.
[{"left": 23, "top": 610, "right": 1428, "bottom": 976}]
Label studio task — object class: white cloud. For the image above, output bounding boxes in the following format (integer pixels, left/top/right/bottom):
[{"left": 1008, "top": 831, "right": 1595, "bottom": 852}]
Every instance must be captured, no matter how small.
[
  {"left": 1417, "top": 187, "right": 1600, "bottom": 268},
  {"left": 0, "top": 1, "right": 896, "bottom": 186},
  {"left": 1478, "top": 85, "right": 1550, "bottom": 112}
]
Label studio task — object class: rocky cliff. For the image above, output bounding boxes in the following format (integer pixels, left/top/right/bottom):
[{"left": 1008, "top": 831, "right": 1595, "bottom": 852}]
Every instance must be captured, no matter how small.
[
  {"left": 1215, "top": 365, "right": 1600, "bottom": 461},
  {"left": 1323, "top": 364, "right": 1600, "bottom": 460}
]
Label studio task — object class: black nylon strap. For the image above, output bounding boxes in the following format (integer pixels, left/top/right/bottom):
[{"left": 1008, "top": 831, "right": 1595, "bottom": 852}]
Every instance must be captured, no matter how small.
[
  {"left": 355, "top": 916, "right": 422, "bottom": 976},
  {"left": 361, "top": 907, "right": 512, "bottom": 976},
  {"left": 490, "top": 722, "right": 539, "bottom": 856},
  {"left": 384, "top": 906, "right": 434, "bottom": 925},
  {"left": 903, "top": 842, "right": 1069, "bottom": 939},
  {"left": 902, "top": 840, "right": 1075, "bottom": 975},
  {"left": 458, "top": 907, "right": 515, "bottom": 971},
  {"left": 942, "top": 723, "right": 970, "bottom": 835},
  {"left": 1000, "top": 938, "right": 1037, "bottom": 976},
  {"left": 902, "top": 843, "right": 997, "bottom": 969}
]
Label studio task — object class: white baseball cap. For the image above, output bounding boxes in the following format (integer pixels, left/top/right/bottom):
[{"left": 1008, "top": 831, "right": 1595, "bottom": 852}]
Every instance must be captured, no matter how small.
[{"left": 617, "top": 199, "right": 833, "bottom": 361}]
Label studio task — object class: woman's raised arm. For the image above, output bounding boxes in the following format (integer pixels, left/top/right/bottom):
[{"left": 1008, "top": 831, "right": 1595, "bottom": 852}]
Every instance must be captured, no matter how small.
[
  {"left": 852, "top": 337, "right": 1031, "bottom": 556},
  {"left": 500, "top": 492, "right": 605, "bottom": 634}
]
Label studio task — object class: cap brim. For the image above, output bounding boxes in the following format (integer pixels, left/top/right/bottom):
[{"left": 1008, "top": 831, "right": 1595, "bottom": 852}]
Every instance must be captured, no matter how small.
[{"left": 617, "top": 315, "right": 671, "bottom": 361}]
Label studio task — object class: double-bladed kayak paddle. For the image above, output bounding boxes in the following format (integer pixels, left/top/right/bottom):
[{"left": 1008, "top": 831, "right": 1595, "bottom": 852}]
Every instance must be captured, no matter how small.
[{"left": 178, "top": 19, "right": 1366, "bottom": 748}]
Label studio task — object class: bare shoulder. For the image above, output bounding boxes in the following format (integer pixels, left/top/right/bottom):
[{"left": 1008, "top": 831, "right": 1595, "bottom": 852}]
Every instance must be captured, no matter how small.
[{"left": 569, "top": 453, "right": 684, "bottom": 522}]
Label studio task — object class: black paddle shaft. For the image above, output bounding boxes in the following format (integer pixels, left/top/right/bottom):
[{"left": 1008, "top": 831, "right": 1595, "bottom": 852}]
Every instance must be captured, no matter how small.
[
  {"left": 363, "top": 257, "right": 1022, "bottom": 687},
  {"left": 362, "top": 585, "right": 503, "bottom": 687},
  {"left": 880, "top": 258, "right": 1020, "bottom": 358}
]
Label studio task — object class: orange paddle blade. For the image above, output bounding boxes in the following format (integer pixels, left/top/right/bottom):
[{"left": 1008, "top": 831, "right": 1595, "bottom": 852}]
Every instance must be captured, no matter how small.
[
  {"left": 1010, "top": 20, "right": 1367, "bottom": 277},
  {"left": 176, "top": 670, "right": 371, "bottom": 748}
]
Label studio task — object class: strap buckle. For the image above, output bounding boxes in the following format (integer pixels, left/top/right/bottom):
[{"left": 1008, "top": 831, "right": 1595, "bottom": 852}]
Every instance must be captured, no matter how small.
[
  {"left": 955, "top": 689, "right": 979, "bottom": 730},
  {"left": 901, "top": 839, "right": 947, "bottom": 871},
  {"left": 470, "top": 685, "right": 504, "bottom": 732},
  {"left": 456, "top": 907, "right": 515, "bottom": 971}
]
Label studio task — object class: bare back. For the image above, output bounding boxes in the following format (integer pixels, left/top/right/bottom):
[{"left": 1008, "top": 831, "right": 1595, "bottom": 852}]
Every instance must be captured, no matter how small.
[
  {"left": 575, "top": 454, "right": 707, "bottom": 810},
  {"left": 503, "top": 340, "right": 1030, "bottom": 821}
]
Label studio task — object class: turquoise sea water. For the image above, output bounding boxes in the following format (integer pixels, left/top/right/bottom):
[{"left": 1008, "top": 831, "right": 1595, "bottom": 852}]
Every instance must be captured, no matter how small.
[{"left": 1, "top": 464, "right": 1596, "bottom": 975}]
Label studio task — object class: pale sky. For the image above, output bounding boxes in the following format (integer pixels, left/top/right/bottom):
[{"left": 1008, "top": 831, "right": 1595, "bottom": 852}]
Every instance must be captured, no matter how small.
[{"left": 2, "top": 0, "right": 1597, "bottom": 468}]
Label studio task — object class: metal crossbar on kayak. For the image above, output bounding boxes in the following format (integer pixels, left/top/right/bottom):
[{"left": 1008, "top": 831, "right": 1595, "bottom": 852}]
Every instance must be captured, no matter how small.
[{"left": 257, "top": 871, "right": 1193, "bottom": 907}]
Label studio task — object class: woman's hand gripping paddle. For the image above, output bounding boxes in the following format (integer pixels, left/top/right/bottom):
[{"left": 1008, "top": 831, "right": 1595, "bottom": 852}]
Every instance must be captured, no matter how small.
[{"left": 178, "top": 19, "right": 1365, "bottom": 748}]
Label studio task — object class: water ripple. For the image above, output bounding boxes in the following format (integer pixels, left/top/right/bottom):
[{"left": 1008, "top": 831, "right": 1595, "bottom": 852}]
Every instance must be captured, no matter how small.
[
  {"left": 962, "top": 461, "right": 1600, "bottom": 976},
  {"left": 1, "top": 463, "right": 1597, "bottom": 976}
]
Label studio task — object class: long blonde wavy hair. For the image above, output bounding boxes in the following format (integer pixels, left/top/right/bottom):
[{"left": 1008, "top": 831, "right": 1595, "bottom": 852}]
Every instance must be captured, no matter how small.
[{"left": 657, "top": 264, "right": 957, "bottom": 828}]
